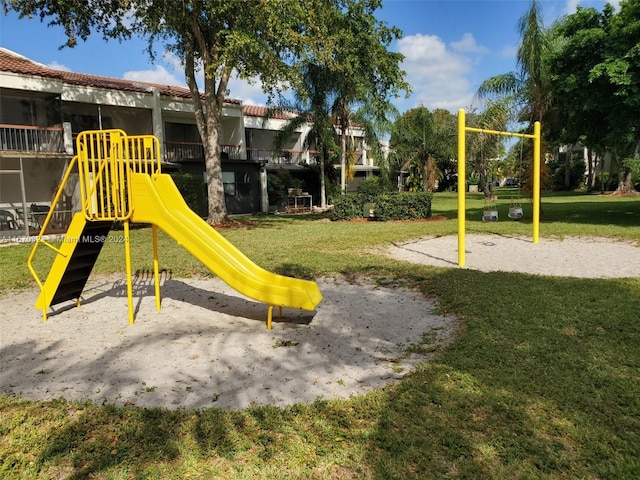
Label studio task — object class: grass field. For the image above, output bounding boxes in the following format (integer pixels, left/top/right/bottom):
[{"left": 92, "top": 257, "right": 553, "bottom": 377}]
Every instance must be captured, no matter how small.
[{"left": 1, "top": 190, "right": 639, "bottom": 479}]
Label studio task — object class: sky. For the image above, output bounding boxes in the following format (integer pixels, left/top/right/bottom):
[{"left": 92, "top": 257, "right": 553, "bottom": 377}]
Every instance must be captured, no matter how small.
[{"left": 0, "top": 0, "right": 620, "bottom": 114}]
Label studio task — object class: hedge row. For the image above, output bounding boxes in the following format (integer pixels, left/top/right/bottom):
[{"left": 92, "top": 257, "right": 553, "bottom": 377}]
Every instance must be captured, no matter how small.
[
  {"left": 170, "top": 173, "right": 206, "bottom": 215},
  {"left": 332, "top": 192, "right": 432, "bottom": 221}
]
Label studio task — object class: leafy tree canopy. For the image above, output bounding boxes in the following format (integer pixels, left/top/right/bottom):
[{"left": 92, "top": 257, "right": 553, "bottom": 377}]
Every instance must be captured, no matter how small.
[
  {"left": 389, "top": 106, "right": 456, "bottom": 192},
  {"left": 4, "top": 0, "right": 409, "bottom": 219},
  {"left": 548, "top": 0, "right": 640, "bottom": 192}
]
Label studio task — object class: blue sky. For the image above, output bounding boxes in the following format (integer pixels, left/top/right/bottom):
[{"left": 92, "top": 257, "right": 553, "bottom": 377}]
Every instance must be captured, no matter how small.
[{"left": 0, "top": 0, "right": 619, "bottom": 113}]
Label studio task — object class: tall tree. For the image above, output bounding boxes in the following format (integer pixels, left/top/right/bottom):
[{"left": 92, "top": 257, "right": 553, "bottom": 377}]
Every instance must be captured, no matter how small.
[
  {"left": 308, "top": 0, "right": 408, "bottom": 195},
  {"left": 466, "top": 102, "right": 509, "bottom": 198},
  {"left": 349, "top": 100, "right": 398, "bottom": 184},
  {"left": 3, "top": 0, "right": 379, "bottom": 223},
  {"left": 270, "top": 0, "right": 407, "bottom": 200},
  {"left": 270, "top": 62, "right": 339, "bottom": 209},
  {"left": 476, "top": 0, "right": 551, "bottom": 126},
  {"left": 138, "top": 1, "right": 315, "bottom": 224},
  {"left": 476, "top": 0, "right": 552, "bottom": 205},
  {"left": 549, "top": 1, "right": 640, "bottom": 194},
  {"left": 389, "top": 106, "right": 455, "bottom": 192}
]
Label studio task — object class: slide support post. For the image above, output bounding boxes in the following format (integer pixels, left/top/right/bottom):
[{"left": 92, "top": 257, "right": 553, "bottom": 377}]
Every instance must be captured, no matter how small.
[
  {"left": 266, "top": 305, "right": 283, "bottom": 330},
  {"left": 124, "top": 220, "right": 134, "bottom": 324},
  {"left": 152, "top": 224, "right": 161, "bottom": 310}
]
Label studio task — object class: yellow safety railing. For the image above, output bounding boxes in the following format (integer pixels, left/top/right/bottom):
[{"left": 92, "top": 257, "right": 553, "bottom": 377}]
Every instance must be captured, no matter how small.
[
  {"left": 127, "top": 134, "right": 162, "bottom": 175},
  {"left": 27, "top": 154, "right": 80, "bottom": 321},
  {"left": 77, "top": 129, "right": 161, "bottom": 221}
]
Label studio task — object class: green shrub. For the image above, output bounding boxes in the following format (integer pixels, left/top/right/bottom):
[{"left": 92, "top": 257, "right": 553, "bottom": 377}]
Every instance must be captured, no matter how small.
[
  {"left": 375, "top": 192, "right": 432, "bottom": 221},
  {"left": 171, "top": 173, "right": 205, "bottom": 214},
  {"left": 357, "top": 176, "right": 394, "bottom": 199},
  {"left": 332, "top": 193, "right": 368, "bottom": 220},
  {"left": 332, "top": 191, "right": 432, "bottom": 221}
]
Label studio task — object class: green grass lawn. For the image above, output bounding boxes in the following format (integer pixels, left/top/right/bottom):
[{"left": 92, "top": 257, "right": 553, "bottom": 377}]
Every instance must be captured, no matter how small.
[{"left": 1, "top": 191, "right": 639, "bottom": 479}]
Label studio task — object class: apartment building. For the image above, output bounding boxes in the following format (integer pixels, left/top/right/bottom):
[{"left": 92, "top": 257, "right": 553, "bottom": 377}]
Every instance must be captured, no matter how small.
[{"left": 0, "top": 47, "right": 376, "bottom": 238}]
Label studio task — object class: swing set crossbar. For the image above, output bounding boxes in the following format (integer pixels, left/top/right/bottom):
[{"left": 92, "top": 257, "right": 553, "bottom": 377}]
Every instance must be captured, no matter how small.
[{"left": 464, "top": 126, "right": 537, "bottom": 140}]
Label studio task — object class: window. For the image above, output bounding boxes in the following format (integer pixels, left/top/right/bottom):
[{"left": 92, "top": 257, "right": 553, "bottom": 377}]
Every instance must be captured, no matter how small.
[
  {"left": 237, "top": 171, "right": 251, "bottom": 195},
  {"left": 222, "top": 172, "right": 236, "bottom": 196}
]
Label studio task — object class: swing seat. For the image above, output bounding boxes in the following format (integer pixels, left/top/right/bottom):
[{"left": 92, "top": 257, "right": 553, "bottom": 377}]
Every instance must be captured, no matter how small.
[
  {"left": 482, "top": 209, "right": 498, "bottom": 222},
  {"left": 508, "top": 206, "right": 523, "bottom": 220}
]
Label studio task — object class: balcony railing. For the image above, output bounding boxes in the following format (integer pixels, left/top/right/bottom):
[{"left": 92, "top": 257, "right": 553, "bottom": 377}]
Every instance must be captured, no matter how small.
[
  {"left": 164, "top": 141, "right": 242, "bottom": 162},
  {"left": 0, "top": 124, "right": 65, "bottom": 154},
  {"left": 247, "top": 148, "right": 304, "bottom": 164}
]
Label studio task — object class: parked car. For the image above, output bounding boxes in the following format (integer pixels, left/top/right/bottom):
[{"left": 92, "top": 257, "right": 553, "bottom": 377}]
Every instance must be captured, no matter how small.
[{"left": 505, "top": 178, "right": 519, "bottom": 187}]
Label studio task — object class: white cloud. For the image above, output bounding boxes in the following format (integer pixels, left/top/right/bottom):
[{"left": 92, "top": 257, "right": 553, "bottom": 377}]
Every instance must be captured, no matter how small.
[
  {"left": 500, "top": 44, "right": 517, "bottom": 60},
  {"left": 396, "top": 33, "right": 477, "bottom": 112},
  {"left": 451, "top": 33, "right": 489, "bottom": 55},
  {"left": 565, "top": 0, "right": 581, "bottom": 14},
  {"left": 46, "top": 61, "right": 71, "bottom": 72},
  {"left": 566, "top": 0, "right": 620, "bottom": 14},
  {"left": 162, "top": 50, "right": 186, "bottom": 74},
  {"left": 227, "top": 75, "right": 269, "bottom": 106},
  {"left": 123, "top": 65, "right": 183, "bottom": 86},
  {"left": 130, "top": 49, "right": 270, "bottom": 105}
]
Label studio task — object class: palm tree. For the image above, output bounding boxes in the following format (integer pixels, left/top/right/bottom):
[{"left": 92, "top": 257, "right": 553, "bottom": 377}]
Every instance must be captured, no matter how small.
[
  {"left": 336, "top": 99, "right": 399, "bottom": 192},
  {"left": 476, "top": 0, "right": 551, "bottom": 207},
  {"left": 270, "top": 63, "right": 339, "bottom": 209},
  {"left": 466, "top": 101, "right": 510, "bottom": 197},
  {"left": 389, "top": 107, "right": 456, "bottom": 193},
  {"left": 476, "top": 0, "right": 551, "bottom": 126}
]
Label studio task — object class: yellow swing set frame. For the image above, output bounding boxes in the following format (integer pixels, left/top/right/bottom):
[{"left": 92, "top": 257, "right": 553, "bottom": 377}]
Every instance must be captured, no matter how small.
[{"left": 456, "top": 108, "right": 542, "bottom": 267}]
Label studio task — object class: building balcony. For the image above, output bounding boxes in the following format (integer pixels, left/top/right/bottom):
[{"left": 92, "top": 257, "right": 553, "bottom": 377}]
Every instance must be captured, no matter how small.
[
  {"left": 164, "top": 141, "right": 242, "bottom": 162},
  {"left": 0, "top": 124, "right": 66, "bottom": 155},
  {"left": 247, "top": 148, "right": 304, "bottom": 165}
]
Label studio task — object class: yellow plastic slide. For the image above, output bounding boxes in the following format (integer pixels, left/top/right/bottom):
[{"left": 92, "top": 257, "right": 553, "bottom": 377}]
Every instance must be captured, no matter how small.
[{"left": 130, "top": 173, "right": 322, "bottom": 312}]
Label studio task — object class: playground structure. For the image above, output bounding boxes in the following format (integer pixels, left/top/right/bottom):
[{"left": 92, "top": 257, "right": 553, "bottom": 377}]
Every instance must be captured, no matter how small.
[
  {"left": 457, "top": 109, "right": 541, "bottom": 267},
  {"left": 27, "top": 129, "right": 322, "bottom": 328}
]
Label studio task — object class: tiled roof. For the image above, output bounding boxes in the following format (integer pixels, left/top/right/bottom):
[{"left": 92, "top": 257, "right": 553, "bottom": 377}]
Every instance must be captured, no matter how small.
[
  {"left": 0, "top": 48, "right": 240, "bottom": 104},
  {"left": 243, "top": 104, "right": 300, "bottom": 121},
  {"left": 243, "top": 104, "right": 365, "bottom": 130},
  {"left": 0, "top": 48, "right": 63, "bottom": 79}
]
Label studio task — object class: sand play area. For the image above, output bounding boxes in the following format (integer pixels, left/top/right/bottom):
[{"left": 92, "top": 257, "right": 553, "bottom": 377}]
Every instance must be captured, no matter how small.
[{"left": 1, "top": 234, "right": 638, "bottom": 410}]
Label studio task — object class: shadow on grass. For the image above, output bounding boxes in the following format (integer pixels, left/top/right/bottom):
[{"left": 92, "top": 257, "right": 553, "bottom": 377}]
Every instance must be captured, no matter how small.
[
  {"left": 434, "top": 193, "right": 639, "bottom": 228},
  {"left": 38, "top": 405, "right": 183, "bottom": 480},
  {"left": 365, "top": 269, "right": 640, "bottom": 478},
  {"left": 221, "top": 212, "right": 333, "bottom": 228}
]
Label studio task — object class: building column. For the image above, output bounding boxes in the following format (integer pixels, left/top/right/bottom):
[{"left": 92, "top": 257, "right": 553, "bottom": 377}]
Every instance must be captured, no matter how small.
[
  {"left": 150, "top": 87, "right": 164, "bottom": 153},
  {"left": 260, "top": 165, "right": 269, "bottom": 213}
]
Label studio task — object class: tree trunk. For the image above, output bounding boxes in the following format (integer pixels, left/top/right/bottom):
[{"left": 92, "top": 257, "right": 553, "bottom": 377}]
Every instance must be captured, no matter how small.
[
  {"left": 340, "top": 132, "right": 347, "bottom": 195},
  {"left": 564, "top": 144, "right": 573, "bottom": 189},
  {"left": 184, "top": 43, "right": 229, "bottom": 225},
  {"left": 317, "top": 130, "right": 327, "bottom": 208},
  {"left": 425, "top": 155, "right": 438, "bottom": 192},
  {"left": 204, "top": 125, "right": 229, "bottom": 224},
  {"left": 320, "top": 150, "right": 327, "bottom": 208},
  {"left": 611, "top": 142, "right": 639, "bottom": 196},
  {"left": 612, "top": 168, "right": 639, "bottom": 195},
  {"left": 587, "top": 149, "right": 596, "bottom": 190},
  {"left": 481, "top": 156, "right": 491, "bottom": 198},
  {"left": 422, "top": 158, "right": 429, "bottom": 192}
]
